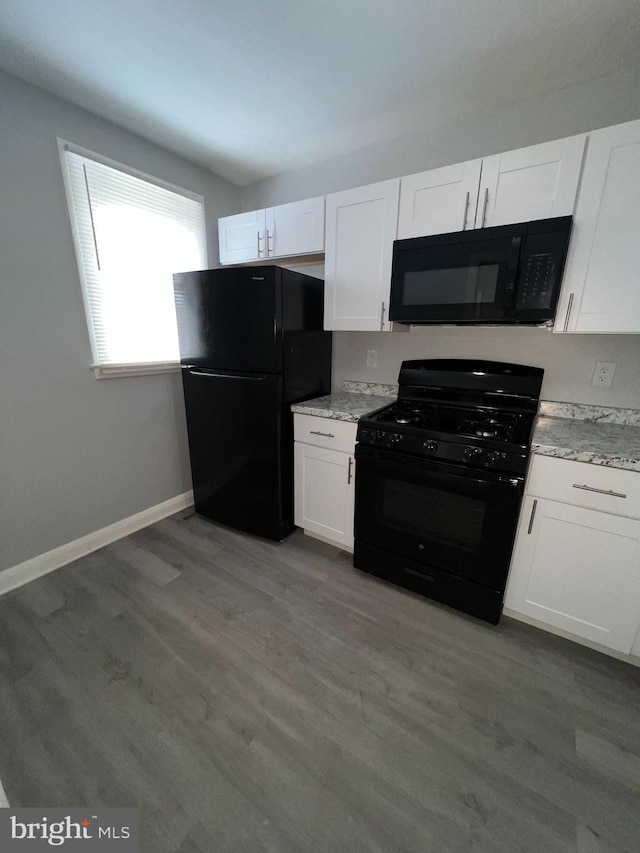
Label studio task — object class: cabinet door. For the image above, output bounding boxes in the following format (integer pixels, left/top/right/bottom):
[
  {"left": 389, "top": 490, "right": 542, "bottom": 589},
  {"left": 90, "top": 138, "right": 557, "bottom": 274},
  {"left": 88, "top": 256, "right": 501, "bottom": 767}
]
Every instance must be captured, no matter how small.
[
  {"left": 324, "top": 180, "right": 400, "bottom": 331},
  {"left": 218, "top": 209, "right": 266, "bottom": 265},
  {"left": 556, "top": 120, "right": 640, "bottom": 333},
  {"left": 397, "top": 160, "right": 482, "bottom": 238},
  {"left": 478, "top": 135, "right": 586, "bottom": 228},
  {"left": 294, "top": 442, "right": 355, "bottom": 549},
  {"left": 505, "top": 497, "right": 640, "bottom": 653},
  {"left": 265, "top": 197, "right": 324, "bottom": 258}
]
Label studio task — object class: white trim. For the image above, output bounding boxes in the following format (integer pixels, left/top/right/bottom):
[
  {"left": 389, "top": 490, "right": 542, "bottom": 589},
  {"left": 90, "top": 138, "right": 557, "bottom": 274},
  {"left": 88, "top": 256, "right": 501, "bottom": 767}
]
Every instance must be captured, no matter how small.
[
  {"left": 503, "top": 607, "right": 640, "bottom": 668},
  {"left": 92, "top": 361, "right": 181, "bottom": 379},
  {"left": 300, "top": 529, "right": 354, "bottom": 553},
  {"left": 0, "top": 492, "right": 194, "bottom": 598},
  {"left": 57, "top": 138, "right": 205, "bottom": 203},
  {"left": 0, "top": 778, "right": 8, "bottom": 808}
]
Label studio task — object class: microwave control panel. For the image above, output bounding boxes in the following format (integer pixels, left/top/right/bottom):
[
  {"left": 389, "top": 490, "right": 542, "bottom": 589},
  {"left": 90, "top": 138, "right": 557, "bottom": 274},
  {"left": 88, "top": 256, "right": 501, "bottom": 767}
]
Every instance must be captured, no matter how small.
[
  {"left": 514, "top": 221, "right": 571, "bottom": 319},
  {"left": 516, "top": 252, "right": 555, "bottom": 310}
]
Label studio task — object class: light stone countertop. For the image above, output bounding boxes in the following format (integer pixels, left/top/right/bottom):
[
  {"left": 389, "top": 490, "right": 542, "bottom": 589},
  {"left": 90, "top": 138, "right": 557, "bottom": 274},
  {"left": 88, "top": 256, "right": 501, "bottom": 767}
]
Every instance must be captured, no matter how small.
[
  {"left": 291, "top": 392, "right": 392, "bottom": 423},
  {"left": 292, "top": 384, "right": 640, "bottom": 472},
  {"left": 532, "top": 416, "right": 640, "bottom": 473}
]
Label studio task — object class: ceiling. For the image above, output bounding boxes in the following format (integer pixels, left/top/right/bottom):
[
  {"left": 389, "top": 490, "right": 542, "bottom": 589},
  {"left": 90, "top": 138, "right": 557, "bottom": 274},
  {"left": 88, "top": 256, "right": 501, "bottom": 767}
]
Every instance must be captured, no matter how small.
[{"left": 1, "top": 0, "right": 639, "bottom": 187}]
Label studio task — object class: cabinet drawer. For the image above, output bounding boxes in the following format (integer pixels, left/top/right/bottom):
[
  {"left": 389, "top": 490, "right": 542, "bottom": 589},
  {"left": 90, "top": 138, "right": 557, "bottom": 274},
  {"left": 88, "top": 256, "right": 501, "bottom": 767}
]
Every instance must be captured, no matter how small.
[
  {"left": 294, "top": 413, "right": 357, "bottom": 454},
  {"left": 527, "top": 455, "right": 640, "bottom": 520}
]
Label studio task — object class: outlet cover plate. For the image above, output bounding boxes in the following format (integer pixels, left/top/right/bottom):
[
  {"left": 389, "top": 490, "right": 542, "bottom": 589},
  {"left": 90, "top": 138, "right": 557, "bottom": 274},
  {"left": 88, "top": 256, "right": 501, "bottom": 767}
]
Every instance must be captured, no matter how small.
[{"left": 592, "top": 361, "right": 616, "bottom": 387}]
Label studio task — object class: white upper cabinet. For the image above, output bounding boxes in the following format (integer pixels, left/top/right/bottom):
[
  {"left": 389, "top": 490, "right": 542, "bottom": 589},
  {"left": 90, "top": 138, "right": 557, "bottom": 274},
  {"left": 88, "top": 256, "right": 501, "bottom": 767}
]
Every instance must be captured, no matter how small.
[
  {"left": 218, "top": 209, "right": 266, "bottom": 265},
  {"left": 555, "top": 119, "right": 640, "bottom": 334},
  {"left": 396, "top": 135, "right": 586, "bottom": 243},
  {"left": 265, "top": 196, "right": 324, "bottom": 258},
  {"left": 397, "top": 160, "right": 482, "bottom": 238},
  {"left": 218, "top": 197, "right": 325, "bottom": 264},
  {"left": 478, "top": 135, "right": 587, "bottom": 228},
  {"left": 324, "top": 179, "right": 400, "bottom": 331}
]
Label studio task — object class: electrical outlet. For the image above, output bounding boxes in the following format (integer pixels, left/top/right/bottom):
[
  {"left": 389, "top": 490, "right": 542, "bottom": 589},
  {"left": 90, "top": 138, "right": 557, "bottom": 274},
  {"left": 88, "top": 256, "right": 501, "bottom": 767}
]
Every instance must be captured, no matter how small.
[
  {"left": 592, "top": 361, "right": 616, "bottom": 387},
  {"left": 366, "top": 349, "right": 378, "bottom": 368}
]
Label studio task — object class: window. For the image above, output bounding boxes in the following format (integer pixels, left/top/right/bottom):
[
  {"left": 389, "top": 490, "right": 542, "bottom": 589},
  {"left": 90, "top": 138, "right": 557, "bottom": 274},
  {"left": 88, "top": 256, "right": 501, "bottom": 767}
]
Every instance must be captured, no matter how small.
[{"left": 59, "top": 141, "right": 207, "bottom": 377}]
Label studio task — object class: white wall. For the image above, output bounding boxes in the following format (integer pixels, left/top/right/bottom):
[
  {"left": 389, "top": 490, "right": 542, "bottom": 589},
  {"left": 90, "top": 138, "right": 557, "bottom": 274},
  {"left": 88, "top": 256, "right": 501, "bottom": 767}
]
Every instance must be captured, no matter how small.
[
  {"left": 0, "top": 70, "right": 240, "bottom": 574},
  {"left": 242, "top": 67, "right": 640, "bottom": 407},
  {"left": 242, "top": 68, "right": 640, "bottom": 209},
  {"left": 333, "top": 327, "right": 640, "bottom": 408}
]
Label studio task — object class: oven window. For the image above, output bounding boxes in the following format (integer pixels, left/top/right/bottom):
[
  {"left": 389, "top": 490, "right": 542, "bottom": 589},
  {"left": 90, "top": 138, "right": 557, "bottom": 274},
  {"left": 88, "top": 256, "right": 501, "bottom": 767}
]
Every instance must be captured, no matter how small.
[
  {"left": 381, "top": 478, "right": 486, "bottom": 552},
  {"left": 403, "top": 264, "right": 500, "bottom": 306}
]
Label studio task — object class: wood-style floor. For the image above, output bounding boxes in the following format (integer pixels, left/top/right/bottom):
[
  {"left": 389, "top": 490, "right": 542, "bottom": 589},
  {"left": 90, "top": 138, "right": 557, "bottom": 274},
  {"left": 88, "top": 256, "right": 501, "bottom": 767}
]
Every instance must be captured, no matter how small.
[{"left": 1, "top": 513, "right": 639, "bottom": 852}]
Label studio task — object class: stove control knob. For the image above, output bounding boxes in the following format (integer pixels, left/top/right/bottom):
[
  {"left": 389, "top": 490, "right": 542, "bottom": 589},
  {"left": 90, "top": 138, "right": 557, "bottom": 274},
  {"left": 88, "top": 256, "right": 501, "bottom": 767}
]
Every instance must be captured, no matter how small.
[
  {"left": 463, "top": 447, "right": 484, "bottom": 463},
  {"left": 485, "top": 451, "right": 501, "bottom": 467},
  {"left": 423, "top": 440, "right": 438, "bottom": 454}
]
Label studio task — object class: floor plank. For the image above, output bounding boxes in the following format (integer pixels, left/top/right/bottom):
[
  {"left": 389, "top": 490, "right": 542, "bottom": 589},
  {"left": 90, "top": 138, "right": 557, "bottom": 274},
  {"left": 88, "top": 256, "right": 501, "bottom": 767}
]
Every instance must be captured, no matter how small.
[{"left": 0, "top": 515, "right": 639, "bottom": 852}]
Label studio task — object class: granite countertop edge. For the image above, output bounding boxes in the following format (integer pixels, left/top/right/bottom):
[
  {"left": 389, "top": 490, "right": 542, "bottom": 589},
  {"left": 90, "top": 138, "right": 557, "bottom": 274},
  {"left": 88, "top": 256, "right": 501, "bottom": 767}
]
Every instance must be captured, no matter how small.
[
  {"left": 531, "top": 415, "right": 640, "bottom": 473},
  {"left": 291, "top": 392, "right": 392, "bottom": 423},
  {"left": 291, "top": 385, "right": 640, "bottom": 471},
  {"left": 531, "top": 441, "right": 640, "bottom": 473}
]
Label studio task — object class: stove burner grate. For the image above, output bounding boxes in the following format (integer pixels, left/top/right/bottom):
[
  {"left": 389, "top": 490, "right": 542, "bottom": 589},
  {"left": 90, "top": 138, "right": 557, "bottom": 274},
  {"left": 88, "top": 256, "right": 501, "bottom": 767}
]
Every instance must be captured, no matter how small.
[{"left": 457, "top": 415, "right": 516, "bottom": 441}]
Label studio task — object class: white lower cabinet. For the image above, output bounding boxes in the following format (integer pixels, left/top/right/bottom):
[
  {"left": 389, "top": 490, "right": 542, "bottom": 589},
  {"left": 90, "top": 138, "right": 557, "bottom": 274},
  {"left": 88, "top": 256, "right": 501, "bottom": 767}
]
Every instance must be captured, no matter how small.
[
  {"left": 293, "top": 415, "right": 356, "bottom": 551},
  {"left": 506, "top": 457, "right": 640, "bottom": 655}
]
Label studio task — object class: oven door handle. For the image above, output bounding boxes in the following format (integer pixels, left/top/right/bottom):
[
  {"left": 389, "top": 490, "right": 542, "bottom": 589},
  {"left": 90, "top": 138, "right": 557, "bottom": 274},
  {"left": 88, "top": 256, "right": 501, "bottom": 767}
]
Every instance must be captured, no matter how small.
[{"left": 356, "top": 446, "right": 523, "bottom": 490}]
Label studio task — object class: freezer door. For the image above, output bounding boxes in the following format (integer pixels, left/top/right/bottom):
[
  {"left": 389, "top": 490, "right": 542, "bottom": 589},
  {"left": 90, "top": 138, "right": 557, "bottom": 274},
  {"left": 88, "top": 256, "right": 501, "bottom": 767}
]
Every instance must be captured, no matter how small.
[
  {"left": 173, "top": 268, "right": 281, "bottom": 373},
  {"left": 181, "top": 367, "right": 290, "bottom": 540}
]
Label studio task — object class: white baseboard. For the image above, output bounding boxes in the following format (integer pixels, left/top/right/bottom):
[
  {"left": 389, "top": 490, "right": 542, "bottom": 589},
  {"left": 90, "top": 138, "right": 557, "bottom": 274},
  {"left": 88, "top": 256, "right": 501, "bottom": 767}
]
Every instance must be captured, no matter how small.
[
  {"left": 503, "top": 607, "right": 640, "bottom": 668},
  {"left": 0, "top": 491, "right": 194, "bottom": 598}
]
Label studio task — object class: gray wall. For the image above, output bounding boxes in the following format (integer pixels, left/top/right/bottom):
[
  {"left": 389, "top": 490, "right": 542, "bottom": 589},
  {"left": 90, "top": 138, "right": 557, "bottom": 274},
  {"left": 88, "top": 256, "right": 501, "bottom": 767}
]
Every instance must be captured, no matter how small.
[
  {"left": 333, "top": 327, "right": 640, "bottom": 409},
  {"left": 243, "top": 68, "right": 640, "bottom": 407},
  {"left": 0, "top": 69, "right": 240, "bottom": 573}
]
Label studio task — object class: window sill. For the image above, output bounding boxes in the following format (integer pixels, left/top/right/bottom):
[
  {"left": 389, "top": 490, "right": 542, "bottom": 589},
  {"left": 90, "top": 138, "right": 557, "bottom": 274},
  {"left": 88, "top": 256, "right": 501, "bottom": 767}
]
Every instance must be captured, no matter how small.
[{"left": 91, "top": 361, "right": 181, "bottom": 379}]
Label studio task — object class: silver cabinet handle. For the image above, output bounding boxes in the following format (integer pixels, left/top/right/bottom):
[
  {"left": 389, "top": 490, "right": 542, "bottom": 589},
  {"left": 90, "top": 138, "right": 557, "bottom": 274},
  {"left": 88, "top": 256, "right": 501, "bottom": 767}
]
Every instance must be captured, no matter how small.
[
  {"left": 562, "top": 292, "right": 574, "bottom": 332},
  {"left": 347, "top": 457, "right": 353, "bottom": 485},
  {"left": 266, "top": 229, "right": 273, "bottom": 256},
  {"left": 310, "top": 430, "right": 335, "bottom": 438},
  {"left": 257, "top": 230, "right": 264, "bottom": 257},
  {"left": 380, "top": 301, "right": 386, "bottom": 331},
  {"left": 462, "top": 191, "right": 470, "bottom": 230},
  {"left": 527, "top": 499, "right": 538, "bottom": 534},
  {"left": 481, "top": 187, "right": 489, "bottom": 227},
  {"left": 573, "top": 484, "right": 627, "bottom": 499}
]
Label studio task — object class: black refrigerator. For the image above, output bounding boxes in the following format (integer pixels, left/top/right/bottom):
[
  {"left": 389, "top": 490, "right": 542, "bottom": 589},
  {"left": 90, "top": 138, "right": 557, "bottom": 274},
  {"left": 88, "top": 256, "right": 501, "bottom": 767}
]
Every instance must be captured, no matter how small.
[{"left": 173, "top": 266, "right": 332, "bottom": 541}]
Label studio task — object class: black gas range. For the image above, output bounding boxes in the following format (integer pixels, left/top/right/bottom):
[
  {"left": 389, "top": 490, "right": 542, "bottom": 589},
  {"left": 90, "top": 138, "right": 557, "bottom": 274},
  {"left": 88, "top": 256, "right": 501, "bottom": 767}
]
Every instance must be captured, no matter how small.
[{"left": 354, "top": 359, "right": 543, "bottom": 624}]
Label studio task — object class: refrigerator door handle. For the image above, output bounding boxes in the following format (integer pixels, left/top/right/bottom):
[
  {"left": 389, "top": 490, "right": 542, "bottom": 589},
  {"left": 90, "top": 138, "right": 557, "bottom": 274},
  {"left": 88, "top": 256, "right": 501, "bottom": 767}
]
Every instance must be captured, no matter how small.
[{"left": 187, "top": 369, "right": 266, "bottom": 381}]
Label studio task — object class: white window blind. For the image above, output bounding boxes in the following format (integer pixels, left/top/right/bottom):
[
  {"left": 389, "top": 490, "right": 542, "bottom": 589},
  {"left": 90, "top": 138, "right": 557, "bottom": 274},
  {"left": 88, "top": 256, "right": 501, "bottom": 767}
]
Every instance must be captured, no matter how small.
[{"left": 61, "top": 144, "right": 207, "bottom": 372}]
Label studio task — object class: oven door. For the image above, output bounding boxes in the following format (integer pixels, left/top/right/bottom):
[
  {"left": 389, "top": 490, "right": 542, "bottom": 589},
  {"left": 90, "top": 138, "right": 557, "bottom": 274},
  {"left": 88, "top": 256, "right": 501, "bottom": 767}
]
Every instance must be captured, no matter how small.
[
  {"left": 389, "top": 225, "right": 524, "bottom": 324},
  {"left": 354, "top": 446, "right": 524, "bottom": 590}
]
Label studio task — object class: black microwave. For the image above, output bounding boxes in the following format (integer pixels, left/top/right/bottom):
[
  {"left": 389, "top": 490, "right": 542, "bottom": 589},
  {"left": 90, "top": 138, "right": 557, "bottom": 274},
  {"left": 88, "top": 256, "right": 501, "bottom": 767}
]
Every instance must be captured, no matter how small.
[{"left": 389, "top": 216, "right": 572, "bottom": 325}]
